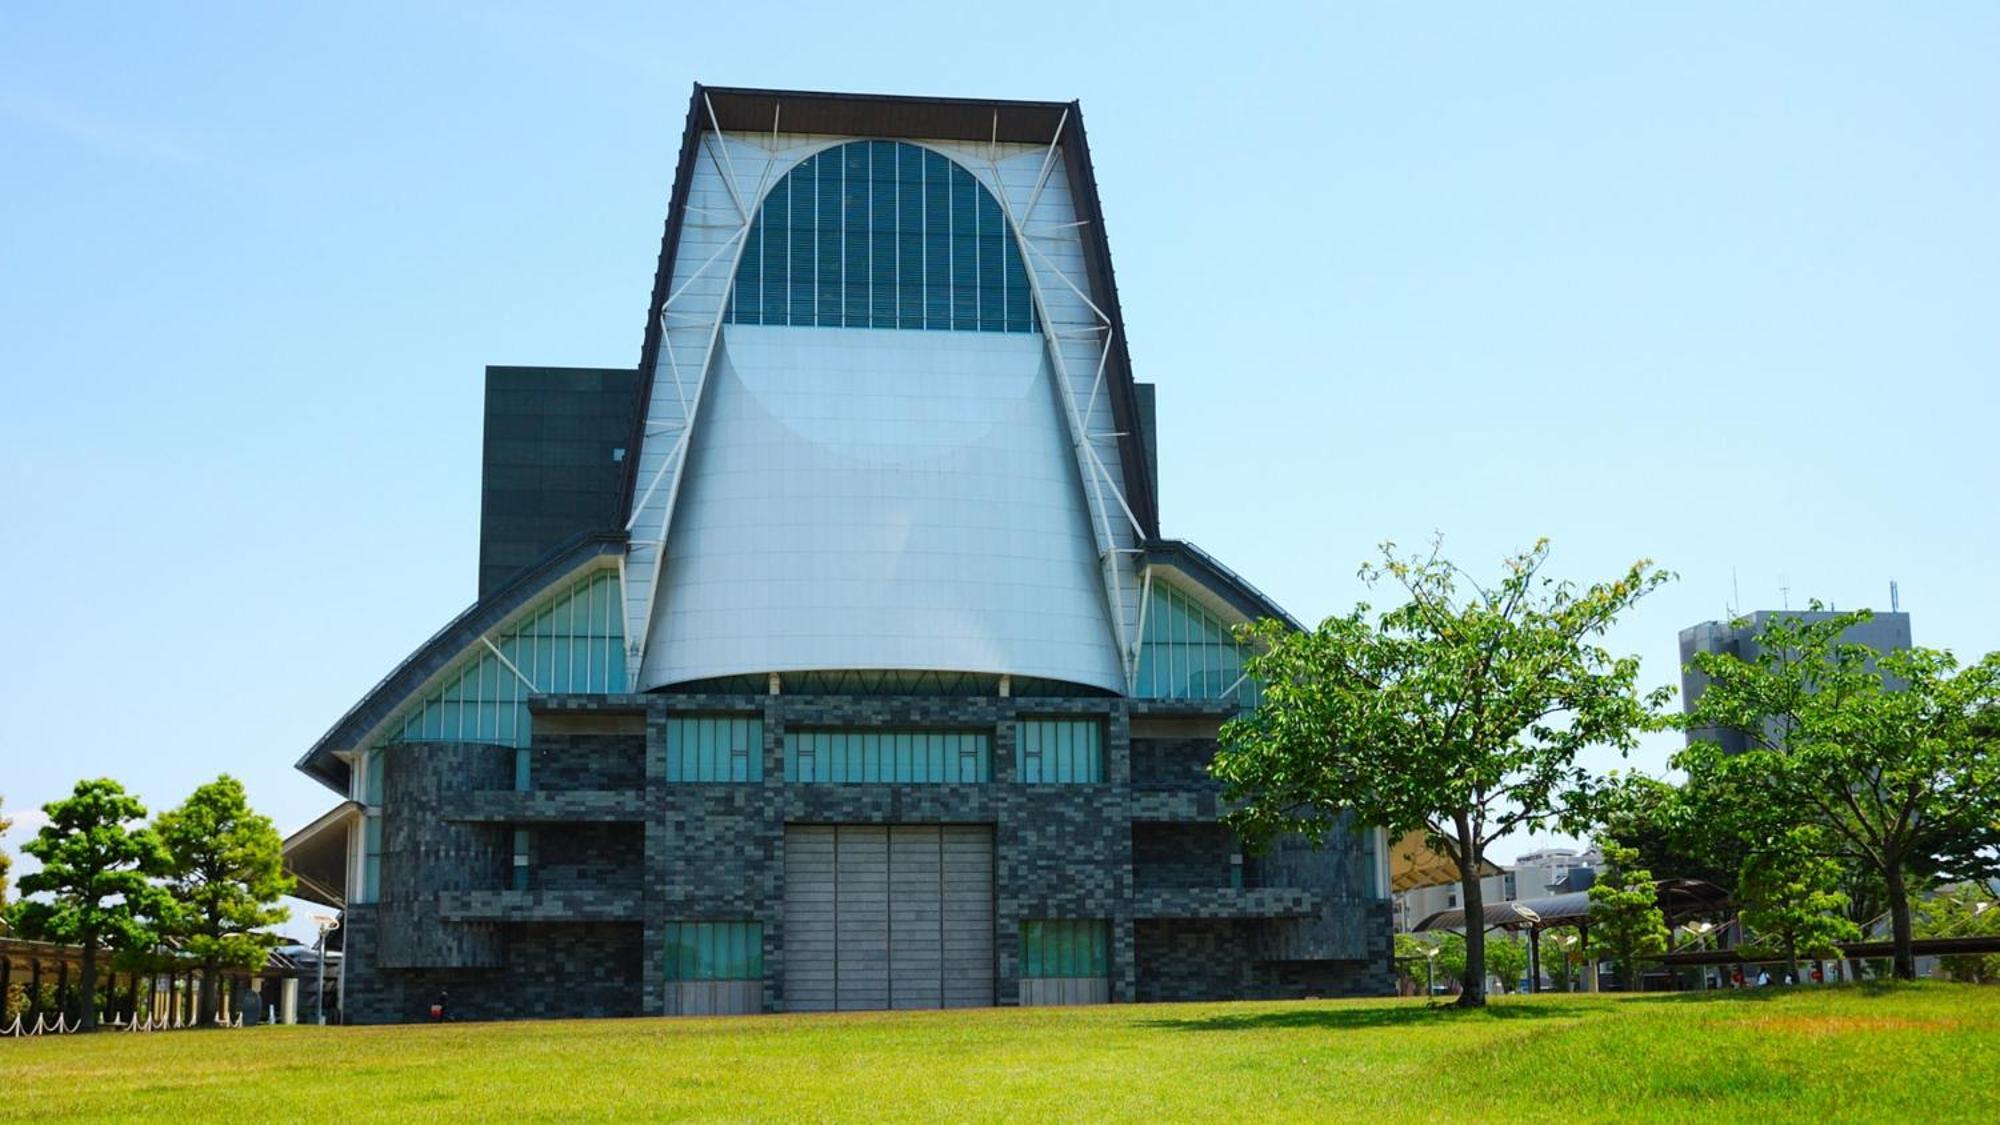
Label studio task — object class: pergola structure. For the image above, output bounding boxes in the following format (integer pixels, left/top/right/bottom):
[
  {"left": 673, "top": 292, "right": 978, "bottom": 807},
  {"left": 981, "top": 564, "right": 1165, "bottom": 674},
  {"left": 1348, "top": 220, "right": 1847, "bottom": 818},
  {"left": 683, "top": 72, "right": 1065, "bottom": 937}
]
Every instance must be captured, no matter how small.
[
  {"left": 1412, "top": 879, "right": 1732, "bottom": 992},
  {"left": 0, "top": 935, "right": 316, "bottom": 1028}
]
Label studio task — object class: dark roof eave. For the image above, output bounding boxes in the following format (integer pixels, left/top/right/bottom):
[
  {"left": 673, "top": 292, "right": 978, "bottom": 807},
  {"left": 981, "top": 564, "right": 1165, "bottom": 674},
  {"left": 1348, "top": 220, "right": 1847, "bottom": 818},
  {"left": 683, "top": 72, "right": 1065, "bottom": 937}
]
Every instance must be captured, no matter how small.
[{"left": 1144, "top": 539, "right": 1303, "bottom": 631}]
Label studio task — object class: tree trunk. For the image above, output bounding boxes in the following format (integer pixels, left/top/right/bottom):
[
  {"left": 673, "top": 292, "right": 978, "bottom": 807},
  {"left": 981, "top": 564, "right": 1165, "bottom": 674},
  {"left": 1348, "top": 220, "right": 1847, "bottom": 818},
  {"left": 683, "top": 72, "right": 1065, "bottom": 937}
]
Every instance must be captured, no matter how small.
[
  {"left": 1786, "top": 937, "right": 1800, "bottom": 987},
  {"left": 1456, "top": 835, "right": 1487, "bottom": 1008},
  {"left": 1885, "top": 865, "right": 1917, "bottom": 981},
  {"left": 200, "top": 961, "right": 219, "bottom": 1027},
  {"left": 78, "top": 940, "right": 99, "bottom": 1032}
]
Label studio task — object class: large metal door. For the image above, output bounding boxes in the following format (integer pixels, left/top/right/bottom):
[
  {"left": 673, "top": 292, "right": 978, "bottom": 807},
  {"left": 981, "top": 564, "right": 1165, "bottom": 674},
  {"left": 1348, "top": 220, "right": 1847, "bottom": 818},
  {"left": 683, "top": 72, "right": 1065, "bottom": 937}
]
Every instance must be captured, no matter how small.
[
  {"left": 939, "top": 825, "right": 996, "bottom": 1008},
  {"left": 783, "top": 825, "right": 993, "bottom": 1011},
  {"left": 781, "top": 825, "right": 839, "bottom": 1011}
]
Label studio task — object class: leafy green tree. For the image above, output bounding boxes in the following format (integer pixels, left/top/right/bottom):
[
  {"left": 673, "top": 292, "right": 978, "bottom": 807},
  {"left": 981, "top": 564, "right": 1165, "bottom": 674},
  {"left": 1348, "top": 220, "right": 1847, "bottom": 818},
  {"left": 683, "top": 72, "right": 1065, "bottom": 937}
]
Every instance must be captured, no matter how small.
[
  {"left": 1434, "top": 930, "right": 1468, "bottom": 987},
  {"left": 13, "top": 780, "right": 169, "bottom": 1030},
  {"left": 1916, "top": 883, "right": 2000, "bottom": 984},
  {"left": 1737, "top": 830, "right": 1861, "bottom": 984},
  {"left": 1214, "top": 538, "right": 1669, "bottom": 1007},
  {"left": 1485, "top": 932, "right": 1530, "bottom": 994},
  {"left": 1588, "top": 841, "right": 1668, "bottom": 991},
  {"left": 1593, "top": 772, "right": 1750, "bottom": 895},
  {"left": 152, "top": 775, "right": 294, "bottom": 1026},
  {"left": 1680, "top": 608, "right": 2000, "bottom": 979},
  {"left": 1392, "top": 931, "right": 1467, "bottom": 994}
]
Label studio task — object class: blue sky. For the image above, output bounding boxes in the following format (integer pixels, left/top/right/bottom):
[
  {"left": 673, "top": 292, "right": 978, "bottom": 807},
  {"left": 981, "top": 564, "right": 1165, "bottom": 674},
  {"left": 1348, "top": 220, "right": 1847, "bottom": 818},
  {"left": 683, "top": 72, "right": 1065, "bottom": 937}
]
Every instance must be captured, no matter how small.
[{"left": 3, "top": 4, "right": 1996, "bottom": 921}]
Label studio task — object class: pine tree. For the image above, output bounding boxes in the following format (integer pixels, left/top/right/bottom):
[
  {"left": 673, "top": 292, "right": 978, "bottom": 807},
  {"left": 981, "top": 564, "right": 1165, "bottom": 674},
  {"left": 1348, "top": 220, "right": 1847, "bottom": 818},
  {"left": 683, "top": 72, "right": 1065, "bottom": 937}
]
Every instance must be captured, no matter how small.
[
  {"left": 1588, "top": 841, "right": 1669, "bottom": 991},
  {"left": 153, "top": 776, "right": 295, "bottom": 1026},
  {"left": 14, "top": 780, "right": 169, "bottom": 1030}
]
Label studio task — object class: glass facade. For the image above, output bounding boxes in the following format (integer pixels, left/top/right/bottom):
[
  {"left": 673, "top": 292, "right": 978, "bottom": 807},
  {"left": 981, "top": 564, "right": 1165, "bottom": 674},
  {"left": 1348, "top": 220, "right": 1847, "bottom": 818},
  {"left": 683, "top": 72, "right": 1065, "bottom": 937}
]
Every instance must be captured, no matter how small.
[
  {"left": 388, "top": 568, "right": 625, "bottom": 750},
  {"left": 664, "top": 921, "right": 764, "bottom": 981},
  {"left": 728, "top": 140, "right": 1036, "bottom": 334},
  {"left": 359, "top": 750, "right": 385, "bottom": 806},
  {"left": 783, "top": 729, "right": 990, "bottom": 784},
  {"left": 665, "top": 715, "right": 764, "bottom": 782},
  {"left": 1019, "top": 919, "right": 1109, "bottom": 978},
  {"left": 1135, "top": 580, "right": 1259, "bottom": 707},
  {"left": 359, "top": 815, "right": 382, "bottom": 904},
  {"left": 1015, "top": 719, "right": 1103, "bottom": 784}
]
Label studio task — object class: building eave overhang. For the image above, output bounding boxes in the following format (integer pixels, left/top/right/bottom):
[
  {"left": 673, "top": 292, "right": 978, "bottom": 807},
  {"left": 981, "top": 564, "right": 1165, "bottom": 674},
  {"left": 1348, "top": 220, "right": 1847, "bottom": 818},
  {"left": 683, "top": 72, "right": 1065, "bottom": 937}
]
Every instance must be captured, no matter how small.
[
  {"left": 292, "top": 531, "right": 628, "bottom": 794},
  {"left": 281, "top": 801, "right": 360, "bottom": 909},
  {"left": 615, "top": 83, "right": 1159, "bottom": 540},
  {"left": 1143, "top": 539, "right": 1304, "bottom": 632}
]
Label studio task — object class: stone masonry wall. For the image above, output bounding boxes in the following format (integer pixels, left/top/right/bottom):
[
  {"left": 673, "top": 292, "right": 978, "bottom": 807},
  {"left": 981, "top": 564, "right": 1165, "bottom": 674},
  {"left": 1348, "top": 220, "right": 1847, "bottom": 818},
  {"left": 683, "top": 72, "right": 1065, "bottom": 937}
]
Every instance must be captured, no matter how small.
[{"left": 344, "top": 693, "right": 1393, "bottom": 1022}]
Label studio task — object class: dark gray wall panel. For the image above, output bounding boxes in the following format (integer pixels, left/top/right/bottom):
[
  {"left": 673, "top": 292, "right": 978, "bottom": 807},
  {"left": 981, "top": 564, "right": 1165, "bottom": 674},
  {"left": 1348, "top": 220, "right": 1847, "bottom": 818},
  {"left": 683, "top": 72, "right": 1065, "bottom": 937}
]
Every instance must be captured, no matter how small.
[{"left": 478, "top": 366, "right": 639, "bottom": 598}]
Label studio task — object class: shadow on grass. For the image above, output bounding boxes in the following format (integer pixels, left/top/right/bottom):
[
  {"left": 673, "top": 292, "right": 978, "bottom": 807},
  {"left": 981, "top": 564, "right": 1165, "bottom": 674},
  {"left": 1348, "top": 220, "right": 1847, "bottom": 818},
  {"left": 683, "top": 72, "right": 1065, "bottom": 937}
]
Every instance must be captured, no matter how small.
[{"left": 1143, "top": 1000, "right": 1590, "bottom": 1033}]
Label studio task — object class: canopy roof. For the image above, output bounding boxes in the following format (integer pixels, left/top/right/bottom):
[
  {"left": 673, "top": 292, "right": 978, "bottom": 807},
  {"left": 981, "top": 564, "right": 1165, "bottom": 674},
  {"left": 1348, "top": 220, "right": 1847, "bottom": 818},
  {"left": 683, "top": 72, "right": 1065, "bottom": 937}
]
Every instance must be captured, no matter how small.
[
  {"left": 1388, "top": 829, "right": 1503, "bottom": 894},
  {"left": 281, "top": 801, "right": 359, "bottom": 908},
  {"left": 1413, "top": 879, "right": 1730, "bottom": 932}
]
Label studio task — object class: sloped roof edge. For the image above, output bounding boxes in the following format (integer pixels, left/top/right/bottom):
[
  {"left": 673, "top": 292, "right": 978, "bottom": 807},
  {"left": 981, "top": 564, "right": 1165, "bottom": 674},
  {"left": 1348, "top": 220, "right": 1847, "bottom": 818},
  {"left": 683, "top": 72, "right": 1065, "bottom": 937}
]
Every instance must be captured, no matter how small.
[{"left": 1145, "top": 539, "right": 1304, "bottom": 632}]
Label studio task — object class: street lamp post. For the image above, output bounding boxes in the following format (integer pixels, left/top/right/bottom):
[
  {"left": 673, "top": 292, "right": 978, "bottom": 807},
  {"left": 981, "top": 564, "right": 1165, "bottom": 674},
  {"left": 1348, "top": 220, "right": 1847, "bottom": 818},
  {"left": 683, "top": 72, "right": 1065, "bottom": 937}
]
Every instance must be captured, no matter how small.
[{"left": 311, "top": 913, "right": 340, "bottom": 1026}]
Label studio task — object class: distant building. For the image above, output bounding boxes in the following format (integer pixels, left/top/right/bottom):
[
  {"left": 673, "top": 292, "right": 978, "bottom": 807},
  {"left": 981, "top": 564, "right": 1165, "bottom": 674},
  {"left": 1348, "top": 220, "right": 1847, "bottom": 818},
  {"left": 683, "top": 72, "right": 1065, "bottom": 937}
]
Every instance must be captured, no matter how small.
[
  {"left": 1679, "top": 610, "right": 1913, "bottom": 752},
  {"left": 1394, "top": 846, "right": 1601, "bottom": 932}
]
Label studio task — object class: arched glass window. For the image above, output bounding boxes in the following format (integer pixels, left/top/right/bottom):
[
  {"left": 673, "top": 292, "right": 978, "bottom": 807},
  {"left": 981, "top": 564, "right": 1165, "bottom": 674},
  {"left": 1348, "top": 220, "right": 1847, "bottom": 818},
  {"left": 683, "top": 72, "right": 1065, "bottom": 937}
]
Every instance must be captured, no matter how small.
[{"left": 727, "top": 140, "right": 1036, "bottom": 334}]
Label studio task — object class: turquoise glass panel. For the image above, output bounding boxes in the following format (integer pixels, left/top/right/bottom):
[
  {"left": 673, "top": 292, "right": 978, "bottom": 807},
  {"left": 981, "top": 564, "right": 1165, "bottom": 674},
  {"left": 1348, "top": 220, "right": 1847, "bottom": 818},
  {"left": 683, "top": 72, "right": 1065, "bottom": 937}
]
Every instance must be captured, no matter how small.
[
  {"left": 1136, "top": 581, "right": 1259, "bottom": 707},
  {"left": 726, "top": 140, "right": 1035, "bottom": 335},
  {"left": 1016, "top": 720, "right": 1103, "bottom": 784},
  {"left": 1020, "top": 920, "right": 1108, "bottom": 979},
  {"left": 665, "top": 715, "right": 763, "bottom": 783},
  {"left": 783, "top": 729, "right": 989, "bottom": 783},
  {"left": 379, "top": 568, "right": 625, "bottom": 754},
  {"left": 360, "top": 816, "right": 383, "bottom": 904},
  {"left": 663, "top": 922, "right": 763, "bottom": 981}
]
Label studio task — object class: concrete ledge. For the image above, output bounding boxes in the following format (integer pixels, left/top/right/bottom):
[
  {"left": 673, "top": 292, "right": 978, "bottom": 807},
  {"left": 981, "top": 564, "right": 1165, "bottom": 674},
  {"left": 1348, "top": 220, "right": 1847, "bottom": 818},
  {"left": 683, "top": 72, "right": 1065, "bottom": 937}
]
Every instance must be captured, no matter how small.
[
  {"left": 452, "top": 790, "right": 647, "bottom": 822},
  {"left": 1130, "top": 887, "right": 1321, "bottom": 920},
  {"left": 436, "top": 889, "right": 643, "bottom": 923}
]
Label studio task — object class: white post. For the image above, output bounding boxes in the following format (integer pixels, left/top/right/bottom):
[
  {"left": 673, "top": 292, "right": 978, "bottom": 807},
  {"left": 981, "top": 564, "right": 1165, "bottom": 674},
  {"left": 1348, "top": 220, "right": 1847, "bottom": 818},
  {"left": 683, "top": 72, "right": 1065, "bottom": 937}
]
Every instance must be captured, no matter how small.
[{"left": 281, "top": 978, "right": 299, "bottom": 1025}]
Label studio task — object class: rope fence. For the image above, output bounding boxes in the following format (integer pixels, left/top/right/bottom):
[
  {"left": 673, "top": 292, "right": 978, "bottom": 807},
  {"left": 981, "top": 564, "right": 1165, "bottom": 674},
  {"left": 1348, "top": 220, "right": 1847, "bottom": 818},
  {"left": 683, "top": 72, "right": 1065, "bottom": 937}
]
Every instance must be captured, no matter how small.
[{"left": 0, "top": 1009, "right": 247, "bottom": 1037}]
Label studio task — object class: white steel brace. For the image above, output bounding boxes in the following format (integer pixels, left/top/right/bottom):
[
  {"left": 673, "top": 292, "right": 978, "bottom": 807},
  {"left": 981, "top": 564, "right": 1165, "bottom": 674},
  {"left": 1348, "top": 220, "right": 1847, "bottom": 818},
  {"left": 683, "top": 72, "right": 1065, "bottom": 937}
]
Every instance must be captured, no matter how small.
[{"left": 983, "top": 116, "right": 1148, "bottom": 691}]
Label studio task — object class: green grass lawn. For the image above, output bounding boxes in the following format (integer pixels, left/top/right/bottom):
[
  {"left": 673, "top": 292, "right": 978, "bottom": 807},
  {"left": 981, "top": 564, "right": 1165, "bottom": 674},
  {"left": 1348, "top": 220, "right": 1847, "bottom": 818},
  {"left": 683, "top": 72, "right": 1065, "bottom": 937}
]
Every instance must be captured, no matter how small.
[{"left": 6, "top": 984, "right": 1996, "bottom": 1122}]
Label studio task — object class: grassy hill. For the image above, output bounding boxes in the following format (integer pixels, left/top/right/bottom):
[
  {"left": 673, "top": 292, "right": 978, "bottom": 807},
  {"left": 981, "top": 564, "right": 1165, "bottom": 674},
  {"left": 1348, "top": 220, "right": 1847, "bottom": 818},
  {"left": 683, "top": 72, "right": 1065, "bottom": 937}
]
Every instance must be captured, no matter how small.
[{"left": 6, "top": 984, "right": 1996, "bottom": 1121}]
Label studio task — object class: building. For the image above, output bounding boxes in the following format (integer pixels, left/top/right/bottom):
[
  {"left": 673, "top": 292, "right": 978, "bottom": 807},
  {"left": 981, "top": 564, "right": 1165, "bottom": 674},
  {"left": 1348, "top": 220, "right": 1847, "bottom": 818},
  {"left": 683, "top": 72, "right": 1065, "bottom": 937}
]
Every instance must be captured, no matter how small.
[
  {"left": 1679, "top": 609, "right": 1913, "bottom": 753},
  {"left": 282, "top": 86, "right": 1394, "bottom": 1023},
  {"left": 1394, "top": 847, "right": 1601, "bottom": 933}
]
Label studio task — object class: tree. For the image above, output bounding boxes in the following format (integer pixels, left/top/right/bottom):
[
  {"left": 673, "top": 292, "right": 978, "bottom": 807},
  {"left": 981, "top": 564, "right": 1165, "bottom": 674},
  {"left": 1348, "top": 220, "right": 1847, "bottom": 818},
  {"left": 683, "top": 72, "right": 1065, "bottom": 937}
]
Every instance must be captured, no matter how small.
[
  {"left": 152, "top": 775, "right": 294, "bottom": 1026},
  {"left": 1737, "top": 830, "right": 1861, "bottom": 984},
  {"left": 1395, "top": 932, "right": 1463, "bottom": 995},
  {"left": 1214, "top": 539, "right": 1669, "bottom": 1006},
  {"left": 13, "top": 780, "right": 169, "bottom": 1030},
  {"left": 1485, "top": 932, "right": 1530, "bottom": 994},
  {"left": 1916, "top": 883, "right": 2000, "bottom": 984},
  {"left": 1592, "top": 772, "right": 1749, "bottom": 895},
  {"left": 1588, "top": 841, "right": 1668, "bottom": 991},
  {"left": 1680, "top": 608, "right": 2000, "bottom": 979}
]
